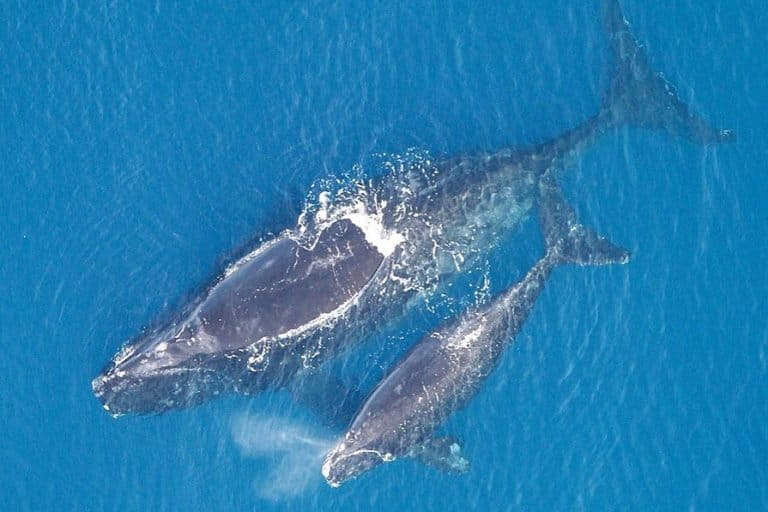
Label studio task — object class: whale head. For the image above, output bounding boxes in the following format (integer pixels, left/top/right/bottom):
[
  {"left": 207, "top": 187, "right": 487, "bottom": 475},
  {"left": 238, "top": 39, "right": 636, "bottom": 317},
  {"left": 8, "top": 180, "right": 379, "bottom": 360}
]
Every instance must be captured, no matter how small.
[
  {"left": 321, "top": 432, "right": 395, "bottom": 487},
  {"left": 91, "top": 321, "right": 230, "bottom": 416}
]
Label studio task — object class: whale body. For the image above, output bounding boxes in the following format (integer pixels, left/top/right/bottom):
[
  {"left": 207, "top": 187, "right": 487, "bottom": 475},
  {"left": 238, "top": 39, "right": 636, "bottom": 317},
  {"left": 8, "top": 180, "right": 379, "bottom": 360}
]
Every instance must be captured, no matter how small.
[
  {"left": 93, "top": 0, "right": 732, "bottom": 416},
  {"left": 321, "top": 175, "right": 629, "bottom": 486}
]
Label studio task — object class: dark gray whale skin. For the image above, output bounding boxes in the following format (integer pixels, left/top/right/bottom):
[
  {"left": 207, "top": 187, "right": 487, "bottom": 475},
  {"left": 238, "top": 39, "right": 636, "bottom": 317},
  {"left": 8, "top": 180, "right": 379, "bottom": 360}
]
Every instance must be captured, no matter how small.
[
  {"left": 93, "top": 219, "right": 385, "bottom": 415},
  {"left": 321, "top": 176, "right": 630, "bottom": 487},
  {"left": 92, "top": 0, "right": 732, "bottom": 416}
]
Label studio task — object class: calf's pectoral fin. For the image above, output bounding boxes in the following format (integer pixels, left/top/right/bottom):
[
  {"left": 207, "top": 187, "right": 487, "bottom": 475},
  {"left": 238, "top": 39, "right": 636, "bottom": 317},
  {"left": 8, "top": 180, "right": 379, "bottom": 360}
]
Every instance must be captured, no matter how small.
[{"left": 409, "top": 435, "right": 470, "bottom": 474}]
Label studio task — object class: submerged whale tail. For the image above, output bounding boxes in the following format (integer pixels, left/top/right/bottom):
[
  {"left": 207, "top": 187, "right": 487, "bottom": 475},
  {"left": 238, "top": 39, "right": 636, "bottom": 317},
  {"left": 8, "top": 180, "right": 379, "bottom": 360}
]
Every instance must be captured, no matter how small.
[
  {"left": 539, "top": 175, "right": 630, "bottom": 266},
  {"left": 601, "top": 0, "right": 734, "bottom": 143}
]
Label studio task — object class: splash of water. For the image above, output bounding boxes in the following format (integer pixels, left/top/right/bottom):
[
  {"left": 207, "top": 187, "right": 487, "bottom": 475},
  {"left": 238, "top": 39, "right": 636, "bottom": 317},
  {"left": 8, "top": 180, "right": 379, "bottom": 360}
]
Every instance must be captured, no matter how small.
[{"left": 231, "top": 413, "right": 334, "bottom": 501}]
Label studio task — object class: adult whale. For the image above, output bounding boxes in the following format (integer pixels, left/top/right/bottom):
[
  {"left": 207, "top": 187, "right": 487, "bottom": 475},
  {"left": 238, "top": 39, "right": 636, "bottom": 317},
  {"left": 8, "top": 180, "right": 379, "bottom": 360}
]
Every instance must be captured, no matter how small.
[
  {"left": 92, "top": 0, "right": 731, "bottom": 416},
  {"left": 321, "top": 176, "right": 629, "bottom": 487}
]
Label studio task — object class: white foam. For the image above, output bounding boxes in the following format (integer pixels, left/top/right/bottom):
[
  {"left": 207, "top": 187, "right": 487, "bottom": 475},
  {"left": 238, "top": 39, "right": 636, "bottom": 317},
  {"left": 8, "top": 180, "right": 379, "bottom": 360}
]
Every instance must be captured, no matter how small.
[
  {"left": 345, "top": 206, "right": 404, "bottom": 257},
  {"left": 316, "top": 191, "right": 332, "bottom": 221},
  {"left": 272, "top": 291, "right": 359, "bottom": 346},
  {"left": 223, "top": 236, "right": 282, "bottom": 278},
  {"left": 447, "top": 321, "right": 485, "bottom": 351}
]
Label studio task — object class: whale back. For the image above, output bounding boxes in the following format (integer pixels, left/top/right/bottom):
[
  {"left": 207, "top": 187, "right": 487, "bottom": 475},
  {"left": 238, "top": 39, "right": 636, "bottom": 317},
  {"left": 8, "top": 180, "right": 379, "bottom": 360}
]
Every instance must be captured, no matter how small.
[{"left": 197, "top": 218, "right": 384, "bottom": 350}]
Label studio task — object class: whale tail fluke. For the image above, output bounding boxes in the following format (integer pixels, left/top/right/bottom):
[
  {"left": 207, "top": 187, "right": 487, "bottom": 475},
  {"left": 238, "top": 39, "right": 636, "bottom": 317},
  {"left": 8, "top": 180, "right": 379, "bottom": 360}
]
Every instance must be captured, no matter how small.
[
  {"left": 539, "top": 174, "right": 630, "bottom": 266},
  {"left": 601, "top": 0, "right": 734, "bottom": 143}
]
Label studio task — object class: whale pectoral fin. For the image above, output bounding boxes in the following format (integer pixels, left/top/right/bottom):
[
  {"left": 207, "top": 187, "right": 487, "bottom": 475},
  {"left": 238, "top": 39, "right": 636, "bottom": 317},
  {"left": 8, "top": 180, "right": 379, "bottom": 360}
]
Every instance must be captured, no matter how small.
[{"left": 409, "top": 436, "right": 470, "bottom": 474}]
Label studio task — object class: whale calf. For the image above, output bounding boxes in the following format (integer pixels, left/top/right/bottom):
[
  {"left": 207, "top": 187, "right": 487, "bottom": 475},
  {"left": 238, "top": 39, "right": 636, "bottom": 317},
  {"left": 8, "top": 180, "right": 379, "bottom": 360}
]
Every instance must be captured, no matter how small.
[
  {"left": 321, "top": 175, "right": 629, "bottom": 487},
  {"left": 93, "top": 0, "right": 731, "bottom": 416}
]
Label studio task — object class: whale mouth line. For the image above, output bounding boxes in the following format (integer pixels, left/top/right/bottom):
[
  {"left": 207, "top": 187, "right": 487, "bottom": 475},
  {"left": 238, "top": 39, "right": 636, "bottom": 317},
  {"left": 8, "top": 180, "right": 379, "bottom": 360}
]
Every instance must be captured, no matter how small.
[{"left": 93, "top": 364, "right": 208, "bottom": 389}]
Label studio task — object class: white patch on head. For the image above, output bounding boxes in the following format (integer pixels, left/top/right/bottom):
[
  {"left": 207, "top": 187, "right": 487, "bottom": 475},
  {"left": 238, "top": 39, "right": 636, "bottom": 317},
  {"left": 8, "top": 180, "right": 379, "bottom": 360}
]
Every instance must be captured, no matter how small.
[
  {"left": 320, "top": 454, "right": 336, "bottom": 483},
  {"left": 112, "top": 343, "right": 137, "bottom": 366}
]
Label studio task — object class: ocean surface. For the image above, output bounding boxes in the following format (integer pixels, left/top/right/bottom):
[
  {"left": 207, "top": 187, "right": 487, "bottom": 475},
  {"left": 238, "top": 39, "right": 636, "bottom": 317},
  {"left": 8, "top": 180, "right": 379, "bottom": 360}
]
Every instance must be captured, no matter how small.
[{"left": 2, "top": 0, "right": 766, "bottom": 510}]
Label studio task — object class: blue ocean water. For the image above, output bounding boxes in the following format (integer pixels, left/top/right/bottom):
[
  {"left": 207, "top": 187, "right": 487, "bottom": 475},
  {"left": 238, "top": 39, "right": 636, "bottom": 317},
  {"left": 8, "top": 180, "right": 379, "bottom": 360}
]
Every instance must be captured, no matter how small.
[{"left": 2, "top": 0, "right": 766, "bottom": 510}]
